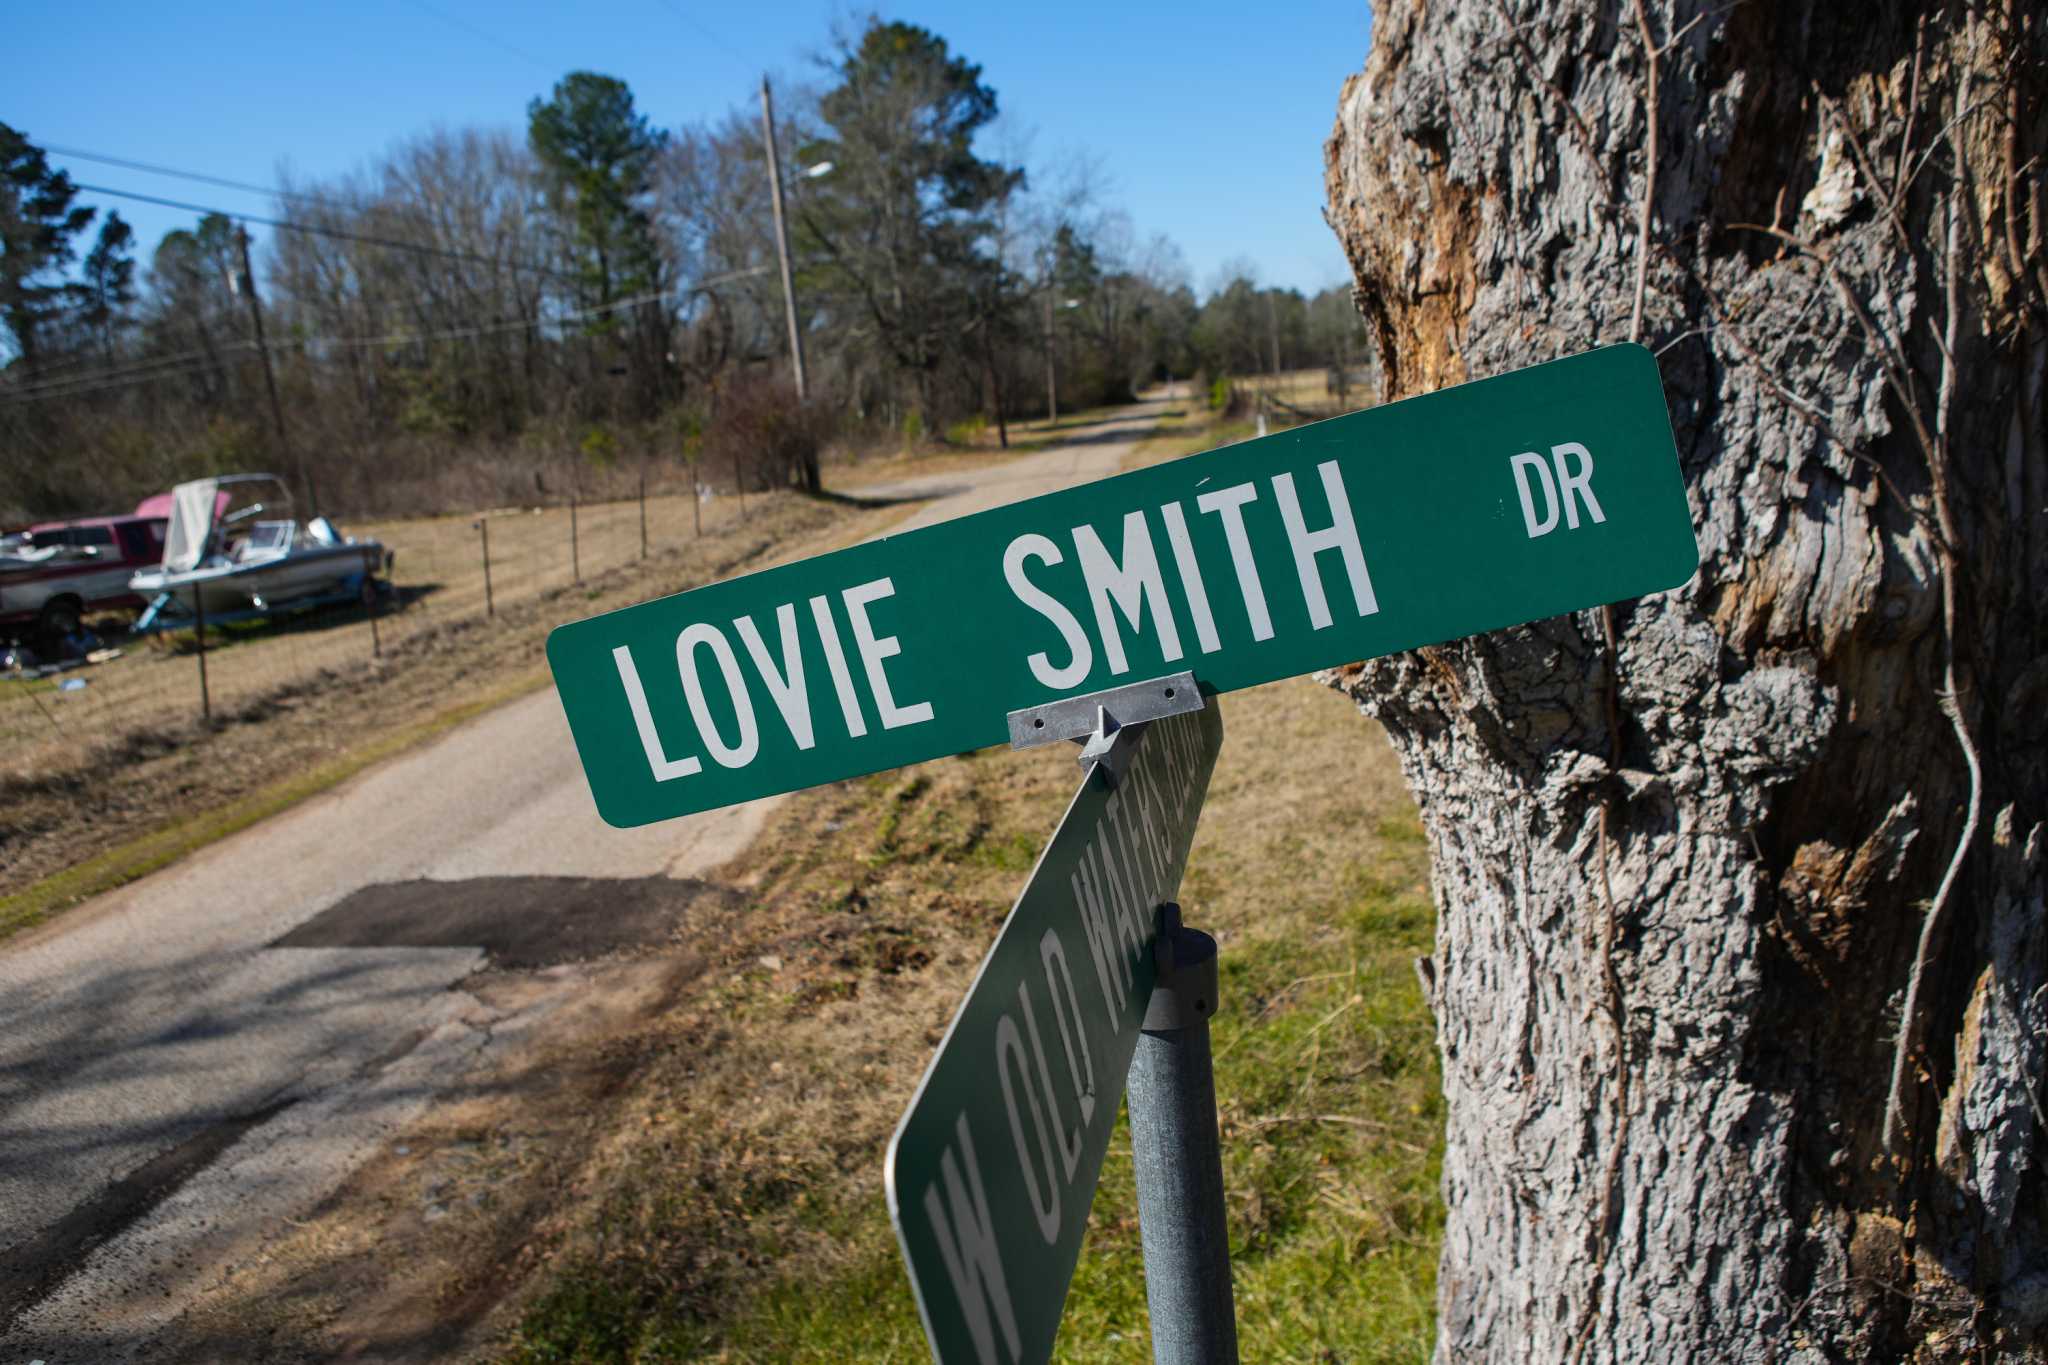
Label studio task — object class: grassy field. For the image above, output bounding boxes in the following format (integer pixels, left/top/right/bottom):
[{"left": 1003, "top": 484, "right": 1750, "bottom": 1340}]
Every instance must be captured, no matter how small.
[
  {"left": 0, "top": 480, "right": 896, "bottom": 923},
  {"left": 0, "top": 403, "right": 1134, "bottom": 773},
  {"left": 0, "top": 476, "right": 742, "bottom": 773},
  {"left": 491, "top": 675, "right": 1440, "bottom": 1364},
  {"left": 1224, "top": 366, "right": 1374, "bottom": 421},
  {"left": 483, "top": 413, "right": 1442, "bottom": 1364},
  {"left": 0, "top": 411, "right": 1075, "bottom": 916}
]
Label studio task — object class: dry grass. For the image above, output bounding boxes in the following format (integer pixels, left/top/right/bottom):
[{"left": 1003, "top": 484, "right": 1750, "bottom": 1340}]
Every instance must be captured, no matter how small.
[
  {"left": 486, "top": 674, "right": 1438, "bottom": 1363},
  {"left": 1228, "top": 366, "right": 1373, "bottom": 421},
  {"left": 0, "top": 477, "right": 746, "bottom": 774},
  {"left": 0, "top": 483, "right": 920, "bottom": 922}
]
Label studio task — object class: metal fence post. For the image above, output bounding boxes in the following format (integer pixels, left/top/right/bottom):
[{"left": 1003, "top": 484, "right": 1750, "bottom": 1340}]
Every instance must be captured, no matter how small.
[
  {"left": 1127, "top": 901, "right": 1238, "bottom": 1365},
  {"left": 194, "top": 589, "right": 211, "bottom": 723},
  {"left": 571, "top": 496, "right": 582, "bottom": 584},
  {"left": 475, "top": 518, "right": 494, "bottom": 619},
  {"left": 639, "top": 469, "right": 649, "bottom": 559}
]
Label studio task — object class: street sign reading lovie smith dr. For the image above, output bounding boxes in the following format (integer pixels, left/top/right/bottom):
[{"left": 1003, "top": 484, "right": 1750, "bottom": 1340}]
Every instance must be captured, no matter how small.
[
  {"left": 887, "top": 703, "right": 1223, "bottom": 1365},
  {"left": 548, "top": 343, "right": 1699, "bottom": 826}
]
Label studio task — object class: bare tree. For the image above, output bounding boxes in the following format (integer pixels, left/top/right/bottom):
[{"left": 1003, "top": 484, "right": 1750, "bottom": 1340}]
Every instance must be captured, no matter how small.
[{"left": 1325, "top": 1, "right": 2044, "bottom": 1358}]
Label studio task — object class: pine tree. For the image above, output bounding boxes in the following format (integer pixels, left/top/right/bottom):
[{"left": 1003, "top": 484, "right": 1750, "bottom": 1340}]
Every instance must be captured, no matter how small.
[
  {"left": 527, "top": 72, "right": 666, "bottom": 312},
  {"left": 0, "top": 123, "right": 96, "bottom": 374},
  {"left": 800, "top": 21, "right": 1023, "bottom": 421},
  {"left": 79, "top": 211, "right": 136, "bottom": 360}
]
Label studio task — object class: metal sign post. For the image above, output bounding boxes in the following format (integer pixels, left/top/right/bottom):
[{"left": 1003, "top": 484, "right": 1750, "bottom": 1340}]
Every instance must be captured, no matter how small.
[
  {"left": 1127, "top": 902, "right": 1236, "bottom": 1364},
  {"left": 886, "top": 675, "right": 1225, "bottom": 1365},
  {"left": 886, "top": 673, "right": 1247, "bottom": 1365}
]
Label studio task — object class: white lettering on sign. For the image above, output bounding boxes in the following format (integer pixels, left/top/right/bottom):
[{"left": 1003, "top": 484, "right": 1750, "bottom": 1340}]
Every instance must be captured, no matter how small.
[
  {"left": 809, "top": 593, "right": 869, "bottom": 738},
  {"left": 1004, "top": 534, "right": 1093, "bottom": 690},
  {"left": 1273, "top": 461, "right": 1378, "bottom": 629},
  {"left": 1001, "top": 464, "right": 1385, "bottom": 690},
  {"left": 1017, "top": 976, "right": 1083, "bottom": 1183},
  {"left": 1073, "top": 511, "right": 1183, "bottom": 676},
  {"left": 1551, "top": 442, "right": 1607, "bottom": 528},
  {"left": 617, "top": 580, "right": 942, "bottom": 785},
  {"left": 1511, "top": 453, "right": 1559, "bottom": 537},
  {"left": 1158, "top": 502, "right": 1222, "bottom": 654},
  {"left": 996, "top": 1011, "right": 1062, "bottom": 1243},
  {"left": 1071, "top": 855, "right": 1127, "bottom": 1025},
  {"left": 1040, "top": 928, "right": 1097, "bottom": 1128},
  {"left": 844, "top": 577, "right": 936, "bottom": 730},
  {"left": 677, "top": 623, "right": 759, "bottom": 769},
  {"left": 613, "top": 645, "right": 702, "bottom": 780},
  {"left": 1194, "top": 482, "right": 1274, "bottom": 641},
  {"left": 735, "top": 604, "right": 814, "bottom": 751},
  {"left": 1513, "top": 442, "right": 1607, "bottom": 538},
  {"left": 899, "top": 712, "right": 1209, "bottom": 1362},
  {"left": 922, "top": 1114, "right": 1022, "bottom": 1365}
]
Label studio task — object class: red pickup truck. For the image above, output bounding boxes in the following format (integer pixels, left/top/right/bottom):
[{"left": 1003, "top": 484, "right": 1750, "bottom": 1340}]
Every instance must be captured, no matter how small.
[{"left": 0, "top": 514, "right": 169, "bottom": 642}]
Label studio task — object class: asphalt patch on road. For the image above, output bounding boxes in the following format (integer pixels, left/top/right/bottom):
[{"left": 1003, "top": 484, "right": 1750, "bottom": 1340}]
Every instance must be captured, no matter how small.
[
  {"left": 0, "top": 1098, "right": 294, "bottom": 1336},
  {"left": 272, "top": 876, "right": 741, "bottom": 969}
]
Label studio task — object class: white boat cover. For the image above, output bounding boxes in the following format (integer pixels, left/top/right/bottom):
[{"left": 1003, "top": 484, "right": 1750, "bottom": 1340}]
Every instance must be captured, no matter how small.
[{"left": 163, "top": 478, "right": 220, "bottom": 573}]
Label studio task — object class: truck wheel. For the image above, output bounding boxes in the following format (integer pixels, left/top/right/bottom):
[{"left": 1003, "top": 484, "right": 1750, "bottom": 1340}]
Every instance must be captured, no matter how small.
[{"left": 38, "top": 595, "right": 83, "bottom": 642}]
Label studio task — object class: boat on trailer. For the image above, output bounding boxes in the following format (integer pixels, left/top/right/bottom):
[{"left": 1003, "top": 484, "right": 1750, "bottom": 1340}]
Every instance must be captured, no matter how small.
[{"left": 129, "top": 474, "right": 389, "bottom": 620}]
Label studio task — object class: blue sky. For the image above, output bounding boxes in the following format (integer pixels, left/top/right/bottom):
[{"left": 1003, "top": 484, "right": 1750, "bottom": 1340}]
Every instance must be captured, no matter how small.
[{"left": 15, "top": 1, "right": 1371, "bottom": 298}]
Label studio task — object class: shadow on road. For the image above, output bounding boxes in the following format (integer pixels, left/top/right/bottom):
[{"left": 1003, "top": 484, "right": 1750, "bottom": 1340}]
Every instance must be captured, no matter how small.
[
  {"left": 274, "top": 875, "right": 740, "bottom": 968},
  {"left": 0, "top": 872, "right": 737, "bottom": 1344}
]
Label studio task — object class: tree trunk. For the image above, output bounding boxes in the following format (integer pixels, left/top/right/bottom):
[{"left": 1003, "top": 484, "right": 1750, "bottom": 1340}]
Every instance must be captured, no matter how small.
[{"left": 1323, "top": 2, "right": 2046, "bottom": 1359}]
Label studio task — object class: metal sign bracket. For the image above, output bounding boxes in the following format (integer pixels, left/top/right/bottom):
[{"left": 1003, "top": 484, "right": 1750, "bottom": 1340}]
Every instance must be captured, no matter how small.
[{"left": 1006, "top": 670, "right": 1205, "bottom": 770}]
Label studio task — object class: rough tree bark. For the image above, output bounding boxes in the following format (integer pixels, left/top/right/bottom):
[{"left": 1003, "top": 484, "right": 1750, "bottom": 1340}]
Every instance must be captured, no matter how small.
[{"left": 1324, "top": 2, "right": 2045, "bottom": 1359}]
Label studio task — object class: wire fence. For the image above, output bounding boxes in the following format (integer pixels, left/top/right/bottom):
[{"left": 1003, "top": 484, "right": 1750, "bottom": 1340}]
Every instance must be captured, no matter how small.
[
  {"left": 1230, "top": 366, "right": 1379, "bottom": 427},
  {"left": 1, "top": 468, "right": 755, "bottom": 774}
]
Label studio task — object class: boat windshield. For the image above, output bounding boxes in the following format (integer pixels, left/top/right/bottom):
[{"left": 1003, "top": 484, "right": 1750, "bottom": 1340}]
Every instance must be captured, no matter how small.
[
  {"left": 163, "top": 479, "right": 220, "bottom": 572},
  {"left": 160, "top": 476, "right": 292, "bottom": 571},
  {"left": 237, "top": 521, "right": 298, "bottom": 561}
]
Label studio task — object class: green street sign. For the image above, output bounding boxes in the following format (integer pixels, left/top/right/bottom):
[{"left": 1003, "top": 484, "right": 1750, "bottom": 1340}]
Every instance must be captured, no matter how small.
[
  {"left": 886, "top": 704, "right": 1224, "bottom": 1365},
  {"left": 548, "top": 343, "right": 1697, "bottom": 826}
]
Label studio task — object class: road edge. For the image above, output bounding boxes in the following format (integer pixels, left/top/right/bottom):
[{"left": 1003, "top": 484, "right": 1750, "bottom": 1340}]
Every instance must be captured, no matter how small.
[{"left": 0, "top": 668, "right": 553, "bottom": 948}]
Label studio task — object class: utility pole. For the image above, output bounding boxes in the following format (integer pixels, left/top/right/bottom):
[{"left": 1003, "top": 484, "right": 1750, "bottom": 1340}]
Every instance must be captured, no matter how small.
[
  {"left": 1043, "top": 288, "right": 1057, "bottom": 424},
  {"left": 235, "top": 225, "right": 312, "bottom": 512},
  {"left": 760, "top": 76, "right": 808, "bottom": 403},
  {"left": 976, "top": 310, "right": 1009, "bottom": 449},
  {"left": 1265, "top": 289, "right": 1280, "bottom": 376}
]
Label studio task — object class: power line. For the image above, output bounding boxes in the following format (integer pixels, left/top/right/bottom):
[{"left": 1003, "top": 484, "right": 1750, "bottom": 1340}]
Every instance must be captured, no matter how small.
[
  {"left": 651, "top": 0, "right": 753, "bottom": 67},
  {"left": 1, "top": 352, "right": 237, "bottom": 406},
  {"left": 2, "top": 342, "right": 257, "bottom": 399},
  {"left": 0, "top": 266, "right": 773, "bottom": 405},
  {"left": 403, "top": 0, "right": 556, "bottom": 74},
  {"left": 45, "top": 145, "right": 383, "bottom": 218},
  {"left": 71, "top": 182, "right": 575, "bottom": 281},
  {"left": 45, "top": 145, "right": 576, "bottom": 285}
]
